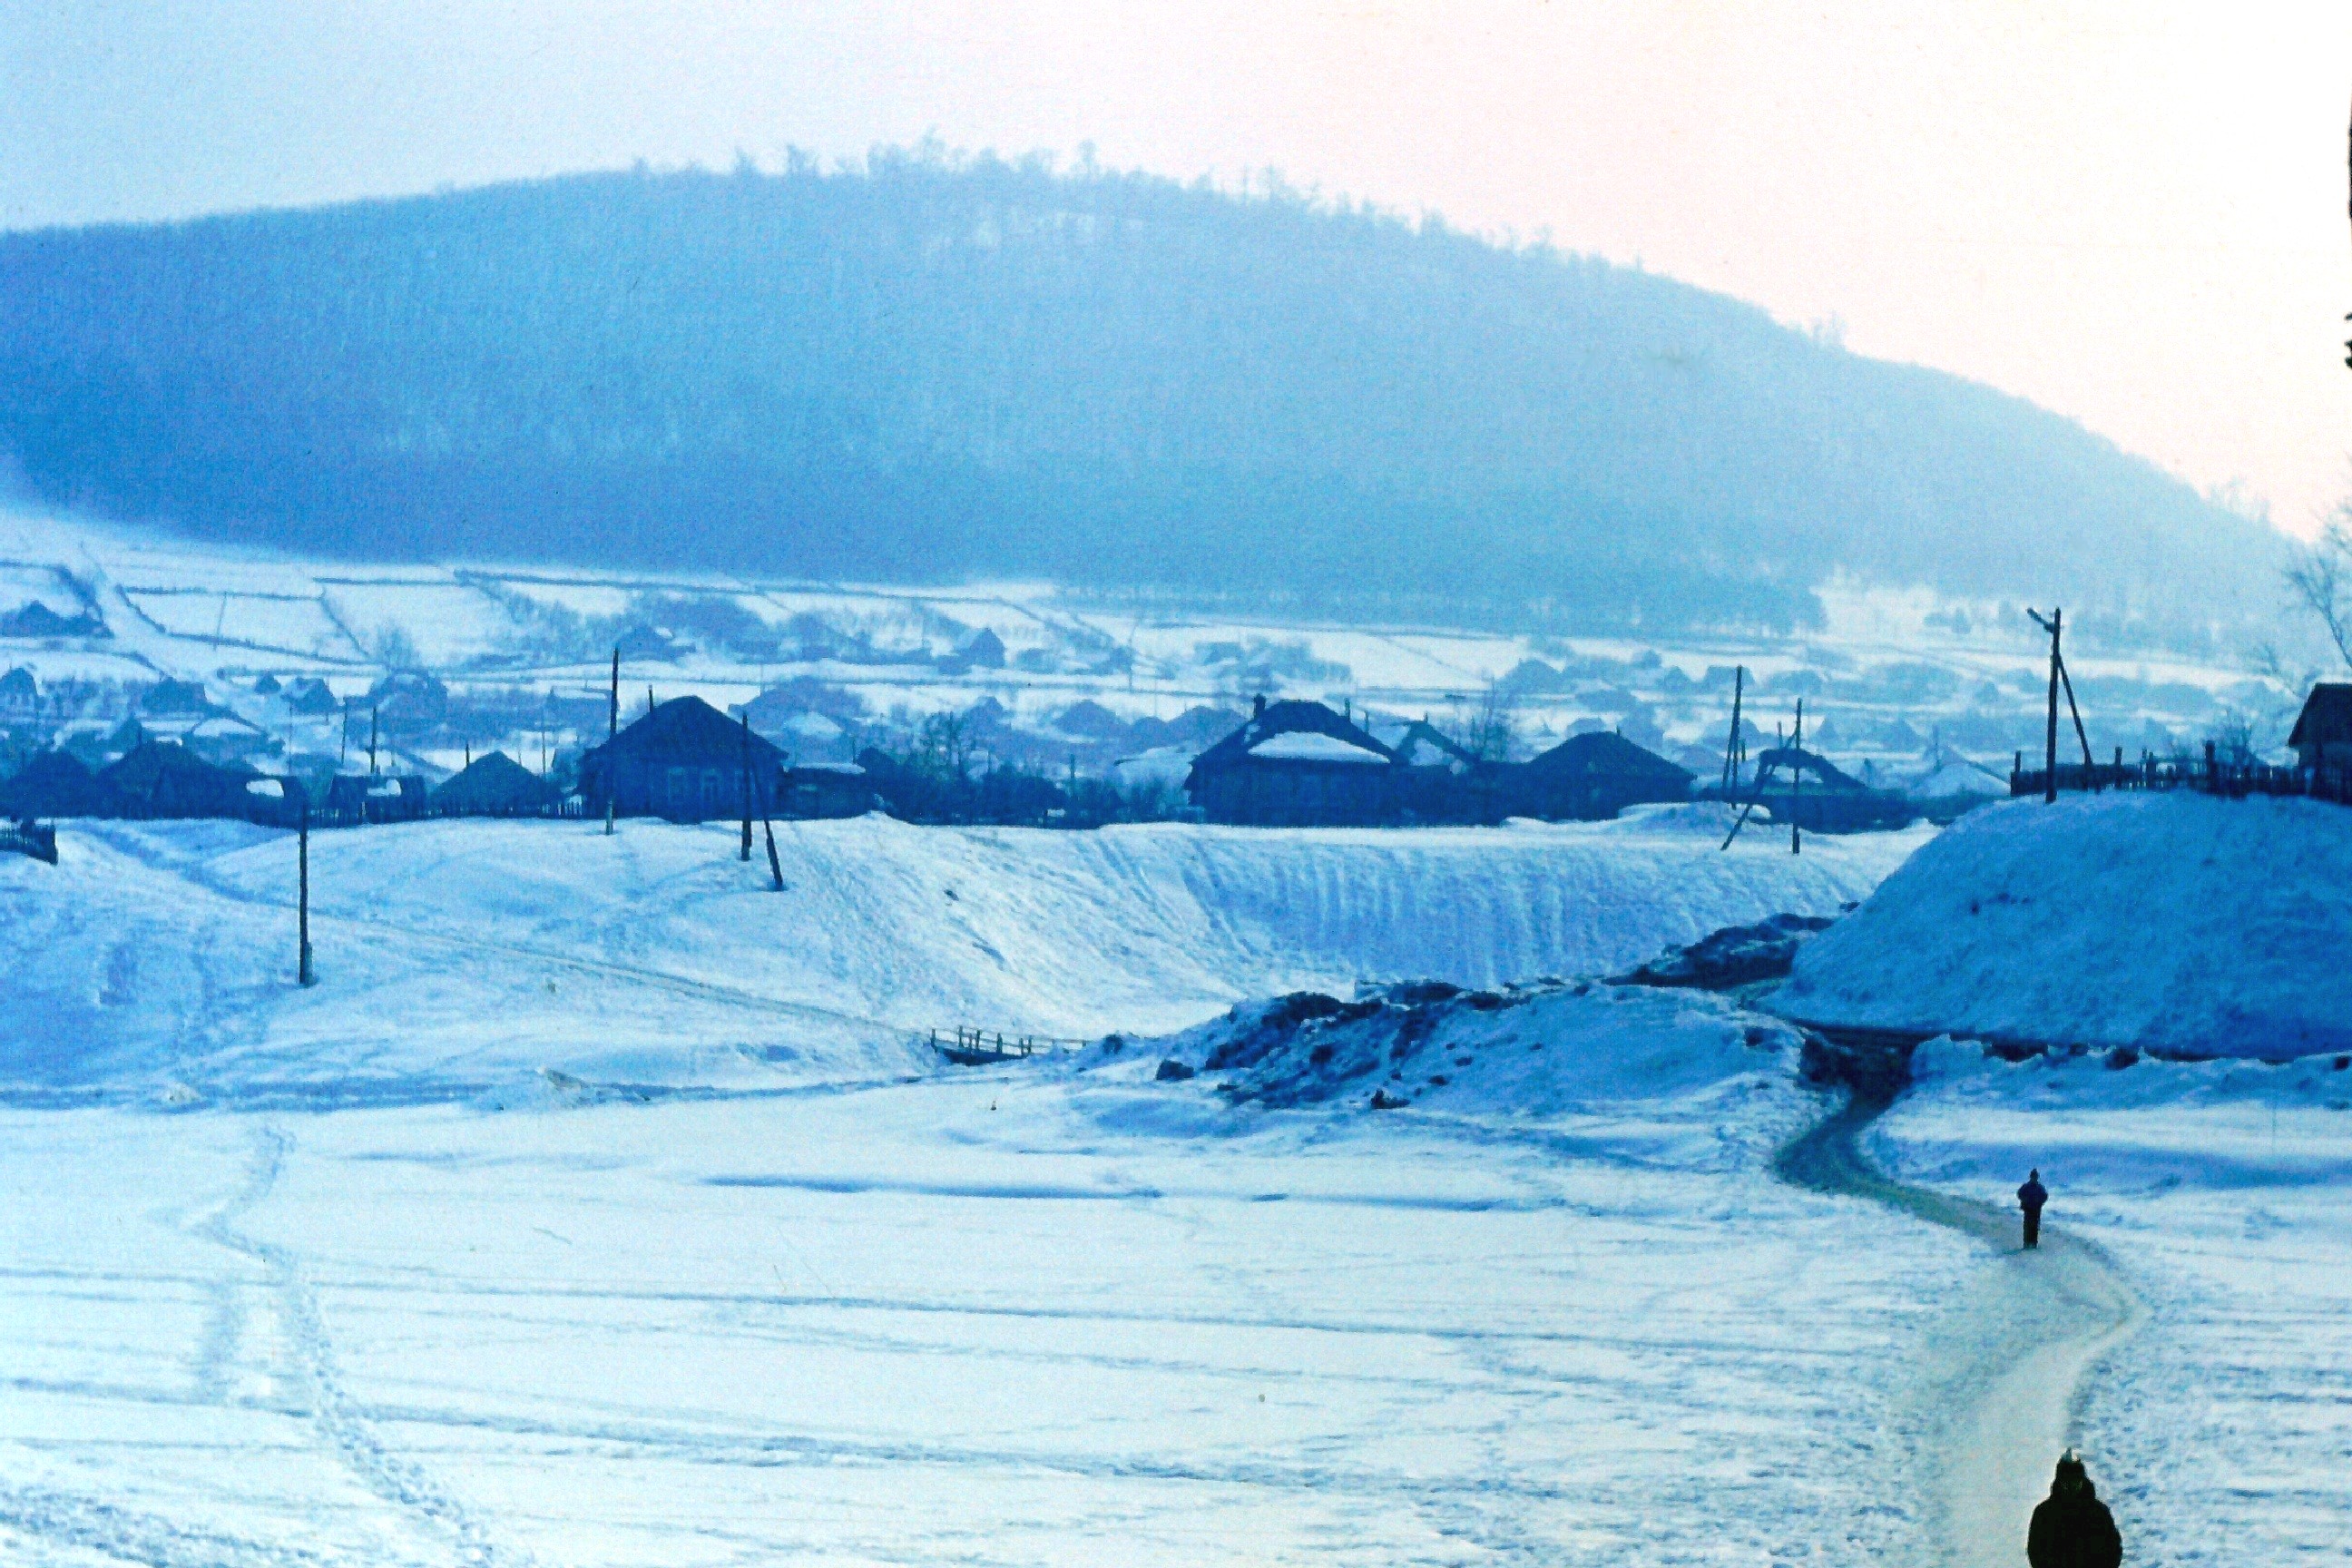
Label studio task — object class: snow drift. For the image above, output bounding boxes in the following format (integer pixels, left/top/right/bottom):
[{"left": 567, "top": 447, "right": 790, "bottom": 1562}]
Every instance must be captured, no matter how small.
[
  {"left": 1776, "top": 793, "right": 2352, "bottom": 1057},
  {"left": 0, "top": 811, "right": 1926, "bottom": 1099}
]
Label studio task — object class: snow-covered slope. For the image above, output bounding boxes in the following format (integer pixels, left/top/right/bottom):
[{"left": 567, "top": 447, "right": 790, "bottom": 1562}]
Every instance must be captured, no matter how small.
[
  {"left": 1777, "top": 793, "right": 2352, "bottom": 1057},
  {"left": 0, "top": 810, "right": 1927, "bottom": 1099}
]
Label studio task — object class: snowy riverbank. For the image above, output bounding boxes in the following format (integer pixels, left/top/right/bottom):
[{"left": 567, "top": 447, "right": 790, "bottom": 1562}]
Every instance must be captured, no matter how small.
[
  {"left": 0, "top": 809, "right": 1928, "bottom": 1101},
  {"left": 1777, "top": 792, "right": 2352, "bottom": 1057}
]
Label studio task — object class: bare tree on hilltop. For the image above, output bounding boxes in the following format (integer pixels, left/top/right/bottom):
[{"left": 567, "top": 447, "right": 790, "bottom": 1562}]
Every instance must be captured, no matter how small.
[{"left": 2285, "top": 505, "right": 2352, "bottom": 670}]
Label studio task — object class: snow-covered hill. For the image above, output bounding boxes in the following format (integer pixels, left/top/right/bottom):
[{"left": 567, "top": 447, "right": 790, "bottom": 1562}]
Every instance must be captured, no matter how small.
[
  {"left": 0, "top": 808, "right": 1928, "bottom": 1101},
  {"left": 1777, "top": 792, "right": 2352, "bottom": 1056}
]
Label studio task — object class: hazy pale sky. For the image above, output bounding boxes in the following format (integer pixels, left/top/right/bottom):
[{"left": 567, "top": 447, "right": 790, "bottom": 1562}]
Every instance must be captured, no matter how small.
[{"left": 6, "top": 2, "right": 2348, "bottom": 534}]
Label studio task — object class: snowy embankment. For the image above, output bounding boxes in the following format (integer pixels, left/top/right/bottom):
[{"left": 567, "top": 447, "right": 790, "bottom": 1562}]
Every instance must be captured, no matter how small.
[
  {"left": 0, "top": 807, "right": 1926, "bottom": 1099},
  {"left": 1777, "top": 793, "right": 2352, "bottom": 1057},
  {"left": 1876, "top": 1044, "right": 2352, "bottom": 1563}
]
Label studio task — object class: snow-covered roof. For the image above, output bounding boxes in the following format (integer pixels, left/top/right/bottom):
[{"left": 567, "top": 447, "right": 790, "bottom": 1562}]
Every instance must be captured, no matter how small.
[
  {"left": 1906, "top": 759, "right": 2007, "bottom": 799},
  {"left": 1247, "top": 730, "right": 1390, "bottom": 765}
]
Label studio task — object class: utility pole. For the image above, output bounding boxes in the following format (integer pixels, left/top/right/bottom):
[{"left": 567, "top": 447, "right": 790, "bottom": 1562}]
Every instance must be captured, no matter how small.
[
  {"left": 1790, "top": 698, "right": 1803, "bottom": 856},
  {"left": 608, "top": 648, "right": 620, "bottom": 743},
  {"left": 739, "top": 713, "right": 754, "bottom": 861},
  {"left": 2026, "top": 607, "right": 2093, "bottom": 800},
  {"left": 368, "top": 708, "right": 379, "bottom": 778},
  {"left": 603, "top": 649, "right": 621, "bottom": 837},
  {"left": 297, "top": 797, "right": 315, "bottom": 986},
  {"left": 2034, "top": 606, "right": 2061, "bottom": 801}
]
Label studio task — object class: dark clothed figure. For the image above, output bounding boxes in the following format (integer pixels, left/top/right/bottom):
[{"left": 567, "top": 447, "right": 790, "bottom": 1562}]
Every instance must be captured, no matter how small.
[
  {"left": 2018, "top": 1169, "right": 2049, "bottom": 1250},
  {"left": 2026, "top": 1453, "right": 2121, "bottom": 1568}
]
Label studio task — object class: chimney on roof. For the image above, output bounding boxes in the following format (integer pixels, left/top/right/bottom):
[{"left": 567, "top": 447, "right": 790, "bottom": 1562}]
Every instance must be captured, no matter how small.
[{"left": 1252, "top": 694, "right": 1266, "bottom": 720}]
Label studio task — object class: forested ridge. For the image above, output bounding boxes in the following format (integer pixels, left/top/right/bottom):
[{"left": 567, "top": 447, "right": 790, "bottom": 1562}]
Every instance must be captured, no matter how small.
[{"left": 0, "top": 150, "right": 2278, "bottom": 635}]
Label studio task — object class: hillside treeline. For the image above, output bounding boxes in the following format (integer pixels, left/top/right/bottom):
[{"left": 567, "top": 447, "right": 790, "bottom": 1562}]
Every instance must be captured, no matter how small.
[{"left": 0, "top": 149, "right": 2279, "bottom": 639}]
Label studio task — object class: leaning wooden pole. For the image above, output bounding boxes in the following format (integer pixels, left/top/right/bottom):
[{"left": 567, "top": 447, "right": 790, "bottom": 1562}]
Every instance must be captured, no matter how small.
[
  {"left": 298, "top": 798, "right": 316, "bottom": 987},
  {"left": 1720, "top": 750, "right": 1780, "bottom": 850},
  {"left": 763, "top": 815, "right": 784, "bottom": 891},
  {"left": 2056, "top": 653, "right": 2094, "bottom": 772},
  {"left": 1721, "top": 665, "right": 1745, "bottom": 792}
]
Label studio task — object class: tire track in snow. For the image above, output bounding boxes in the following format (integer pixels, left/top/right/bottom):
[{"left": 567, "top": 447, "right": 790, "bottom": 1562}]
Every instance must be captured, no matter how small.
[
  {"left": 1776, "top": 1095, "right": 2144, "bottom": 1568},
  {"left": 194, "top": 1126, "right": 511, "bottom": 1568}
]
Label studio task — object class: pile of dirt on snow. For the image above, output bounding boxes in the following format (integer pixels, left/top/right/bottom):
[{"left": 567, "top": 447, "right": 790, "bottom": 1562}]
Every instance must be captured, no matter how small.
[
  {"left": 1141, "top": 979, "right": 1808, "bottom": 1115},
  {"left": 1615, "top": 911, "right": 1844, "bottom": 991}
]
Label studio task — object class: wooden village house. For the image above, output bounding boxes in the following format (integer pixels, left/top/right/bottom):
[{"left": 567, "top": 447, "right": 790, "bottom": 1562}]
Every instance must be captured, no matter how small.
[
  {"left": 1513, "top": 730, "right": 1694, "bottom": 821},
  {"left": 581, "top": 695, "right": 786, "bottom": 822},
  {"left": 430, "top": 750, "right": 557, "bottom": 817},
  {"left": 1184, "top": 697, "right": 1398, "bottom": 826},
  {"left": 2288, "top": 684, "right": 2352, "bottom": 775}
]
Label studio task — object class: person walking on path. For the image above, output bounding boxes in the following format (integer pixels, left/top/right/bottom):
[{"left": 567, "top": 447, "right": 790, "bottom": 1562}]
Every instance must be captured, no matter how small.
[
  {"left": 2018, "top": 1168, "right": 2049, "bottom": 1250},
  {"left": 2026, "top": 1450, "right": 2122, "bottom": 1568}
]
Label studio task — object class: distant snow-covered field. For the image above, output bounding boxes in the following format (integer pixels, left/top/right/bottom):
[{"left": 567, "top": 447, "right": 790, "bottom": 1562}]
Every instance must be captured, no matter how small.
[{"left": 0, "top": 504, "right": 2284, "bottom": 786}]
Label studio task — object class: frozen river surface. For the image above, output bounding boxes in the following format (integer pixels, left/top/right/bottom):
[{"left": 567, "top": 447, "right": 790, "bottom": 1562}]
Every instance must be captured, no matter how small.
[{"left": 0, "top": 1062, "right": 1975, "bottom": 1567}]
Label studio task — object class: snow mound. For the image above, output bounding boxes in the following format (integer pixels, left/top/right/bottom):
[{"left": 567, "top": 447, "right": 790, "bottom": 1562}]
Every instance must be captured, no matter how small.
[
  {"left": 1122, "top": 980, "right": 1810, "bottom": 1159},
  {"left": 1777, "top": 793, "right": 2352, "bottom": 1057}
]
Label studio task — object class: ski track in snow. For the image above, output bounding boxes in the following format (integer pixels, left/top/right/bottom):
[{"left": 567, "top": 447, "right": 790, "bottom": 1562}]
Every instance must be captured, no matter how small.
[{"left": 1779, "top": 1098, "right": 2143, "bottom": 1568}]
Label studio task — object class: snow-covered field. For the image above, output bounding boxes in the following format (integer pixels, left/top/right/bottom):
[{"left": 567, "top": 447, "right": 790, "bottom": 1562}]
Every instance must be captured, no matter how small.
[
  {"left": 0, "top": 503, "right": 2287, "bottom": 786},
  {"left": 0, "top": 814, "right": 1980, "bottom": 1564},
  {"left": 4, "top": 805, "right": 2348, "bottom": 1563},
  {"left": 0, "top": 808, "right": 1926, "bottom": 1097}
]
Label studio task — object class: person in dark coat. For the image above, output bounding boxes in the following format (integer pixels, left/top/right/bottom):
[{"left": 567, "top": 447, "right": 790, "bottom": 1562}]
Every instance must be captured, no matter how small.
[
  {"left": 2018, "top": 1168, "right": 2049, "bottom": 1250},
  {"left": 2027, "top": 1450, "right": 2121, "bottom": 1568}
]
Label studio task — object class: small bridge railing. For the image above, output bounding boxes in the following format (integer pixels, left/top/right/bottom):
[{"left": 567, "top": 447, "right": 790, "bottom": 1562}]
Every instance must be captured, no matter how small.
[
  {"left": 930, "top": 1026, "right": 1093, "bottom": 1062},
  {"left": 0, "top": 820, "right": 58, "bottom": 865}
]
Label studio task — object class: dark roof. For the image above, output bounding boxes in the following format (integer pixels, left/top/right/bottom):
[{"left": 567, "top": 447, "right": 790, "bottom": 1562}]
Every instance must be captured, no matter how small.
[
  {"left": 1186, "top": 700, "right": 1396, "bottom": 786},
  {"left": 1526, "top": 730, "right": 1692, "bottom": 782},
  {"left": 0, "top": 602, "right": 103, "bottom": 638},
  {"left": 1752, "top": 744, "right": 1869, "bottom": 793},
  {"left": 102, "top": 740, "right": 259, "bottom": 792},
  {"left": 587, "top": 695, "right": 787, "bottom": 769},
  {"left": 431, "top": 750, "right": 556, "bottom": 810},
  {"left": 0, "top": 750, "right": 114, "bottom": 816},
  {"left": 283, "top": 677, "right": 338, "bottom": 714},
  {"left": 140, "top": 678, "right": 211, "bottom": 716},
  {"left": 2288, "top": 684, "right": 2352, "bottom": 749},
  {"left": 99, "top": 740, "right": 270, "bottom": 817}
]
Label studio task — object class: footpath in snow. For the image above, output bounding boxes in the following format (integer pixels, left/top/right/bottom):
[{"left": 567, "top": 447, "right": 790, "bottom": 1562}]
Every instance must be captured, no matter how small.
[
  {"left": 1875, "top": 1042, "right": 2352, "bottom": 1563},
  {"left": 1777, "top": 792, "right": 2352, "bottom": 1056},
  {"left": 0, "top": 807, "right": 1926, "bottom": 1100}
]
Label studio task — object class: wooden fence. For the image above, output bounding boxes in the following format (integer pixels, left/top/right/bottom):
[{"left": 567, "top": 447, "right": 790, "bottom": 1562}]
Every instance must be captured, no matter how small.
[
  {"left": 2012, "top": 747, "right": 2352, "bottom": 807},
  {"left": 0, "top": 820, "right": 58, "bottom": 864}
]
